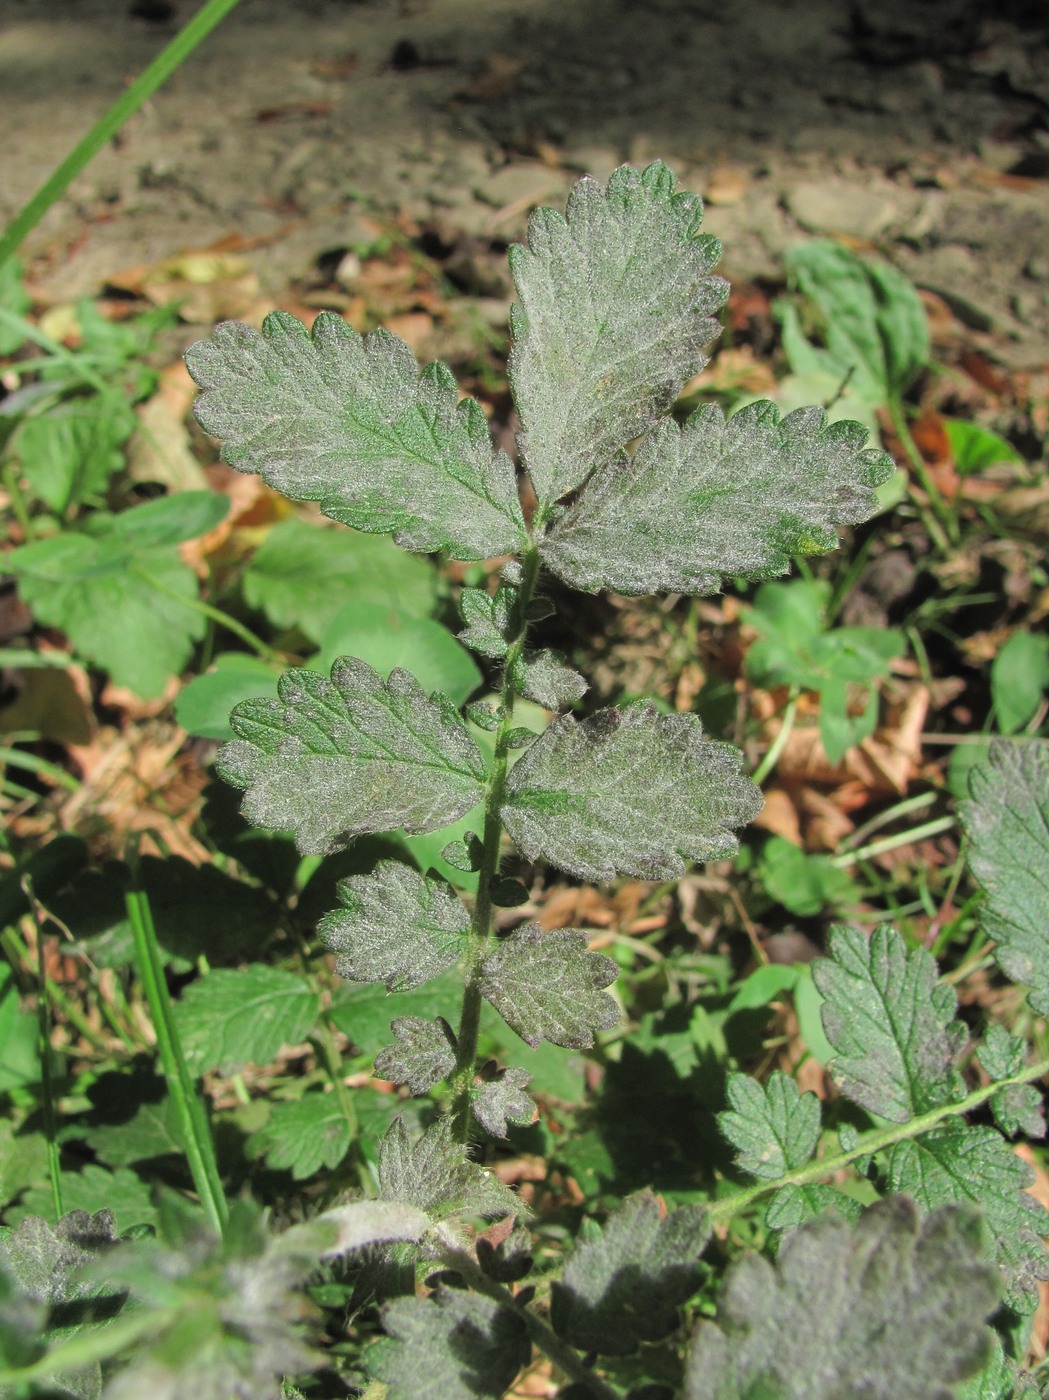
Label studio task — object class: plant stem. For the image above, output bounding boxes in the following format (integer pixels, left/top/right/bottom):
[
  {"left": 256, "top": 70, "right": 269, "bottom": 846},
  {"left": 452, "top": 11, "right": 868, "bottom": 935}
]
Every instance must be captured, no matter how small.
[
  {"left": 0, "top": 0, "right": 245, "bottom": 269},
  {"left": 450, "top": 547, "right": 543, "bottom": 1141},
  {"left": 751, "top": 684, "right": 800, "bottom": 787},
  {"left": 830, "top": 814, "right": 956, "bottom": 868},
  {"left": 887, "top": 396, "right": 957, "bottom": 548},
  {"left": 125, "top": 886, "right": 229, "bottom": 1235},
  {"left": 133, "top": 567, "right": 282, "bottom": 662},
  {"left": 22, "top": 880, "right": 63, "bottom": 1218},
  {"left": 709, "top": 1055, "right": 1049, "bottom": 1225}
]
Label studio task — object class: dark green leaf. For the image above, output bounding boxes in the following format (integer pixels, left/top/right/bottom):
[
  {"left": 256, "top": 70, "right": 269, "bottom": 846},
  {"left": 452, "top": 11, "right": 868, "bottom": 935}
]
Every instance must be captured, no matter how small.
[
  {"left": 718, "top": 1070, "right": 820, "bottom": 1180},
  {"left": 458, "top": 585, "right": 515, "bottom": 660},
  {"left": 10, "top": 1167, "right": 157, "bottom": 1234},
  {"left": 173, "top": 964, "right": 319, "bottom": 1074},
  {"left": 246, "top": 1093, "right": 353, "bottom": 1180},
  {"left": 187, "top": 311, "right": 526, "bottom": 559},
  {"left": 374, "top": 1016, "right": 457, "bottom": 1093},
  {"left": 511, "top": 649, "right": 587, "bottom": 708},
  {"left": 378, "top": 1117, "right": 521, "bottom": 1221},
  {"left": 374, "top": 1288, "right": 530, "bottom": 1400},
  {"left": 472, "top": 1069, "right": 535, "bottom": 1138},
  {"left": 978, "top": 1025, "right": 1046, "bottom": 1140},
  {"left": 991, "top": 632, "right": 1049, "bottom": 736},
  {"left": 764, "top": 1182, "right": 863, "bottom": 1230},
  {"left": 479, "top": 924, "right": 618, "bottom": 1049}
]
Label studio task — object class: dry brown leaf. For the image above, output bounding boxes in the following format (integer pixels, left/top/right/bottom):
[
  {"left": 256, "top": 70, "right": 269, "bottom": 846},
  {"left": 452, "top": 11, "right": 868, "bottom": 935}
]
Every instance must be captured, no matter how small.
[
  {"left": 752, "top": 786, "right": 803, "bottom": 844},
  {"left": 704, "top": 165, "right": 750, "bottom": 206},
  {"left": 128, "top": 360, "right": 209, "bottom": 493}
]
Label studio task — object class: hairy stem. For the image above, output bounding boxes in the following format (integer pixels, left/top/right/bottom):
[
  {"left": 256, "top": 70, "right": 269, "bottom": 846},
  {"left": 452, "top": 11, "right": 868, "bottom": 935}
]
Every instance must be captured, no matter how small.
[{"left": 451, "top": 546, "right": 543, "bottom": 1141}]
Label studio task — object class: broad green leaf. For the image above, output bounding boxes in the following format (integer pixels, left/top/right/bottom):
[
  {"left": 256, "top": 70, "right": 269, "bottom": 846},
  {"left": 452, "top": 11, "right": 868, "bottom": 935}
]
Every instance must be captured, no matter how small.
[
  {"left": 757, "top": 836, "right": 859, "bottom": 917},
  {"left": 991, "top": 632, "right": 1049, "bottom": 735},
  {"left": 246, "top": 1093, "right": 353, "bottom": 1179},
  {"left": 541, "top": 403, "right": 891, "bottom": 595},
  {"left": 374, "top": 1016, "right": 457, "bottom": 1092},
  {"left": 812, "top": 925, "right": 962, "bottom": 1122},
  {"left": 718, "top": 1070, "right": 820, "bottom": 1180},
  {"left": 6, "top": 492, "right": 229, "bottom": 698},
  {"left": 943, "top": 418, "right": 1025, "bottom": 476},
  {"left": 218, "top": 658, "right": 487, "bottom": 855},
  {"left": 173, "top": 965, "right": 319, "bottom": 1074},
  {"left": 86, "top": 1093, "right": 183, "bottom": 1169},
  {"left": 502, "top": 703, "right": 761, "bottom": 882},
  {"left": 14, "top": 392, "right": 135, "bottom": 511},
  {"left": 511, "top": 648, "right": 587, "bottom": 708},
  {"left": 889, "top": 1123, "right": 1049, "bottom": 1311},
  {"left": 378, "top": 1117, "right": 520, "bottom": 1221},
  {"left": 374, "top": 1288, "right": 530, "bottom": 1400},
  {"left": 961, "top": 740, "right": 1049, "bottom": 1016},
  {"left": 978, "top": 1025, "right": 1046, "bottom": 1140},
  {"left": 242, "top": 515, "right": 437, "bottom": 642},
  {"left": 175, "top": 653, "right": 281, "bottom": 741},
  {"left": 684, "top": 1199, "right": 997, "bottom": 1400},
  {"left": 318, "top": 601, "right": 482, "bottom": 706},
  {"left": 479, "top": 924, "right": 619, "bottom": 1049},
  {"left": 187, "top": 311, "right": 526, "bottom": 559},
  {"left": 472, "top": 1069, "right": 535, "bottom": 1138},
  {"left": 9, "top": 1167, "right": 157, "bottom": 1234},
  {"left": 509, "top": 161, "right": 726, "bottom": 506},
  {"left": 319, "top": 860, "right": 470, "bottom": 992},
  {"left": 765, "top": 1182, "right": 863, "bottom": 1230},
  {"left": 552, "top": 1190, "right": 711, "bottom": 1355}
]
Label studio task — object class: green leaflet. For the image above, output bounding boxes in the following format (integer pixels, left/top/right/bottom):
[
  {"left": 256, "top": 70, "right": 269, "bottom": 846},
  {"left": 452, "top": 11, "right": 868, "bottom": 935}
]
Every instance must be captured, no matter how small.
[
  {"left": 961, "top": 740, "right": 1049, "bottom": 1017},
  {"left": 374, "top": 1289, "right": 530, "bottom": 1400},
  {"left": 471, "top": 1069, "right": 535, "bottom": 1138},
  {"left": 978, "top": 1026, "right": 1046, "bottom": 1140},
  {"left": 218, "top": 659, "right": 487, "bottom": 855},
  {"left": 509, "top": 161, "right": 726, "bottom": 507},
  {"left": 479, "top": 924, "right": 619, "bottom": 1049},
  {"left": 540, "top": 403, "right": 892, "bottom": 595},
  {"left": 502, "top": 703, "right": 762, "bottom": 882},
  {"left": 377, "top": 1117, "right": 520, "bottom": 1222},
  {"left": 374, "top": 1016, "right": 458, "bottom": 1093},
  {"left": 246, "top": 1093, "right": 353, "bottom": 1180},
  {"left": 186, "top": 311, "right": 526, "bottom": 560},
  {"left": 684, "top": 1200, "right": 997, "bottom": 1400},
  {"left": 718, "top": 1071, "right": 821, "bottom": 1181},
  {"left": 172, "top": 965, "right": 319, "bottom": 1075}
]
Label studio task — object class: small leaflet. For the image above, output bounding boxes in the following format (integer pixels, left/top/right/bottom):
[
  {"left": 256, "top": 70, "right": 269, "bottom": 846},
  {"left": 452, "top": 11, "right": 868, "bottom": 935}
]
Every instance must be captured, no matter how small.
[
  {"left": 960, "top": 740, "right": 1049, "bottom": 1017},
  {"left": 978, "top": 1025, "right": 1046, "bottom": 1140},
  {"left": 217, "top": 658, "right": 487, "bottom": 855},
  {"left": 552, "top": 1190, "right": 711, "bottom": 1355},
  {"left": 374, "top": 1016, "right": 457, "bottom": 1094},
  {"left": 479, "top": 924, "right": 619, "bottom": 1049},
  {"left": 320, "top": 861, "right": 470, "bottom": 992},
  {"left": 509, "top": 161, "right": 726, "bottom": 506},
  {"left": 377, "top": 1116, "right": 520, "bottom": 1222},
  {"left": 316, "top": 1200, "right": 432, "bottom": 1257},
  {"left": 812, "top": 925, "right": 963, "bottom": 1123},
  {"left": 502, "top": 703, "right": 762, "bottom": 882},
  {"left": 374, "top": 1288, "right": 530, "bottom": 1400},
  {"left": 458, "top": 585, "right": 515, "bottom": 660},
  {"left": 765, "top": 1183, "right": 863, "bottom": 1231},
  {"left": 511, "top": 649, "right": 588, "bottom": 709},
  {"left": 472, "top": 1068, "right": 535, "bottom": 1138},
  {"left": 173, "top": 965, "right": 319, "bottom": 1075},
  {"left": 718, "top": 1070, "right": 821, "bottom": 1181},
  {"left": 186, "top": 311, "right": 526, "bottom": 560},
  {"left": 684, "top": 1199, "right": 999, "bottom": 1400}
]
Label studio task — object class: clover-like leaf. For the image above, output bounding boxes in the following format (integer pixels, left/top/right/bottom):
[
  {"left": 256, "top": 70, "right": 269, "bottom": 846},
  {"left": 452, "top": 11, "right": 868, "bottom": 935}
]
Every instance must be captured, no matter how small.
[
  {"left": 187, "top": 311, "right": 526, "bottom": 559},
  {"left": 218, "top": 659, "right": 487, "bottom": 855},
  {"left": 552, "top": 1190, "right": 711, "bottom": 1355},
  {"left": 889, "top": 1123, "right": 1049, "bottom": 1312},
  {"left": 684, "top": 1198, "right": 998, "bottom": 1400},
  {"left": 502, "top": 703, "right": 761, "bottom": 882},
  {"left": 540, "top": 402, "right": 892, "bottom": 595},
  {"left": 961, "top": 740, "right": 1049, "bottom": 1017},
  {"left": 719, "top": 1070, "right": 821, "bottom": 1181},
  {"left": 509, "top": 161, "right": 726, "bottom": 506},
  {"left": 378, "top": 1117, "right": 520, "bottom": 1221},
  {"left": 173, "top": 965, "right": 319, "bottom": 1075},
  {"left": 374, "top": 1016, "right": 457, "bottom": 1093},
  {"left": 472, "top": 1069, "right": 535, "bottom": 1138},
  {"left": 479, "top": 924, "right": 618, "bottom": 1049},
  {"left": 812, "top": 925, "right": 963, "bottom": 1122},
  {"left": 319, "top": 861, "right": 470, "bottom": 993},
  {"left": 246, "top": 1093, "right": 353, "bottom": 1181},
  {"left": 374, "top": 1288, "right": 530, "bottom": 1400},
  {"left": 511, "top": 649, "right": 587, "bottom": 709}
]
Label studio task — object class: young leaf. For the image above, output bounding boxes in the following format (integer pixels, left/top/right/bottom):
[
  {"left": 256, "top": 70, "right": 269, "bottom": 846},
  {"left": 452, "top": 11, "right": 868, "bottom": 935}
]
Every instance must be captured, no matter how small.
[
  {"left": 378, "top": 1117, "right": 520, "bottom": 1221},
  {"left": 374, "top": 1016, "right": 457, "bottom": 1093},
  {"left": 502, "top": 703, "right": 762, "bottom": 882},
  {"left": 961, "top": 740, "right": 1049, "bottom": 1016},
  {"left": 511, "top": 649, "right": 587, "bottom": 708},
  {"left": 458, "top": 585, "right": 516, "bottom": 660},
  {"left": 889, "top": 1123, "right": 1049, "bottom": 1311},
  {"left": 509, "top": 161, "right": 726, "bottom": 506},
  {"left": 246, "top": 1093, "right": 353, "bottom": 1180},
  {"left": 540, "top": 404, "right": 891, "bottom": 595},
  {"left": 812, "top": 925, "right": 962, "bottom": 1122},
  {"left": 472, "top": 1068, "right": 535, "bottom": 1138},
  {"left": 218, "top": 659, "right": 487, "bottom": 855},
  {"left": 319, "top": 860, "right": 470, "bottom": 992},
  {"left": 173, "top": 965, "right": 319, "bottom": 1074},
  {"left": 479, "top": 924, "right": 618, "bottom": 1049},
  {"left": 186, "top": 311, "right": 526, "bottom": 559},
  {"left": 718, "top": 1070, "right": 821, "bottom": 1180},
  {"left": 684, "top": 1199, "right": 997, "bottom": 1400},
  {"left": 374, "top": 1288, "right": 530, "bottom": 1400},
  {"left": 314, "top": 1200, "right": 432, "bottom": 1256},
  {"left": 978, "top": 1025, "right": 1046, "bottom": 1140},
  {"left": 551, "top": 1190, "right": 711, "bottom": 1355}
]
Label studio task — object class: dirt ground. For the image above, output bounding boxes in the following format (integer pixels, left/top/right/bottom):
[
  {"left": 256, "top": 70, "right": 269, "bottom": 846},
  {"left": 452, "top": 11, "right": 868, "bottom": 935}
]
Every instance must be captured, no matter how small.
[{"left": 2, "top": 0, "right": 1049, "bottom": 367}]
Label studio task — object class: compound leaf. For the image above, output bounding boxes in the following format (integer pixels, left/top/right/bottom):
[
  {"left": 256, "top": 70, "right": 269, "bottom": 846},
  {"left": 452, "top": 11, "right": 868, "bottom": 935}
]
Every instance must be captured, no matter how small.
[
  {"left": 218, "top": 659, "right": 487, "bottom": 855},
  {"left": 719, "top": 1070, "right": 821, "bottom": 1181},
  {"left": 319, "top": 861, "right": 470, "bottom": 992},
  {"left": 889, "top": 1123, "right": 1049, "bottom": 1312},
  {"left": 374, "top": 1288, "right": 530, "bottom": 1400},
  {"left": 502, "top": 703, "right": 761, "bottom": 882},
  {"left": 173, "top": 965, "right": 319, "bottom": 1074},
  {"left": 472, "top": 1069, "right": 535, "bottom": 1138},
  {"left": 812, "top": 925, "right": 962, "bottom": 1122},
  {"left": 479, "top": 924, "right": 619, "bottom": 1049},
  {"left": 374, "top": 1016, "right": 457, "bottom": 1093},
  {"left": 246, "top": 1093, "right": 352, "bottom": 1180},
  {"left": 541, "top": 403, "right": 891, "bottom": 595},
  {"left": 187, "top": 311, "right": 525, "bottom": 559},
  {"left": 509, "top": 161, "right": 726, "bottom": 506},
  {"left": 960, "top": 740, "right": 1049, "bottom": 1016},
  {"left": 552, "top": 1190, "right": 711, "bottom": 1355},
  {"left": 378, "top": 1117, "right": 520, "bottom": 1221},
  {"left": 684, "top": 1198, "right": 997, "bottom": 1400}
]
